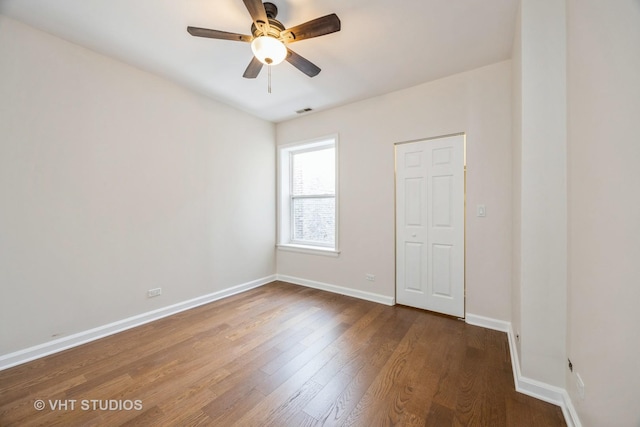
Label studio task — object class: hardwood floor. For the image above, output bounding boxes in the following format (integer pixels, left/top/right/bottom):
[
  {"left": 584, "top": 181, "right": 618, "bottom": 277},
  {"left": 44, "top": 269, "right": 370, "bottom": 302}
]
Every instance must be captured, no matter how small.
[{"left": 0, "top": 281, "right": 565, "bottom": 426}]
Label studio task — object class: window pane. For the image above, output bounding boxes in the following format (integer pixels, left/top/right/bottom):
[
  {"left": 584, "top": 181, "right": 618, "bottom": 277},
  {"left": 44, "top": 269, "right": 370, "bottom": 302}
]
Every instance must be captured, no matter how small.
[
  {"left": 292, "top": 197, "right": 335, "bottom": 245},
  {"left": 292, "top": 147, "right": 335, "bottom": 196}
]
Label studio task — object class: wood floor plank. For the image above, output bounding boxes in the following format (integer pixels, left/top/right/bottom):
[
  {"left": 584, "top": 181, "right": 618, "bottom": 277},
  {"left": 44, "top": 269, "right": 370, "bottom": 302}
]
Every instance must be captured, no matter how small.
[
  {"left": 302, "top": 370, "right": 353, "bottom": 420},
  {"left": 314, "top": 340, "right": 399, "bottom": 427},
  {"left": 307, "top": 305, "right": 397, "bottom": 387},
  {"left": 342, "top": 315, "right": 425, "bottom": 426},
  {"left": 254, "top": 322, "right": 350, "bottom": 396},
  {"left": 376, "top": 314, "right": 436, "bottom": 426},
  {"left": 0, "top": 281, "right": 565, "bottom": 426},
  {"left": 259, "top": 380, "right": 324, "bottom": 427},
  {"left": 206, "top": 386, "right": 265, "bottom": 426},
  {"left": 426, "top": 401, "right": 456, "bottom": 425}
]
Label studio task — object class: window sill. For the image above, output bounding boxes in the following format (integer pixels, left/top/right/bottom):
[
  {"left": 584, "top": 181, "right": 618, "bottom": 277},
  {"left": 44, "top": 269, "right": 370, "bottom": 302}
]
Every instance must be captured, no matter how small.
[{"left": 276, "top": 244, "right": 341, "bottom": 257}]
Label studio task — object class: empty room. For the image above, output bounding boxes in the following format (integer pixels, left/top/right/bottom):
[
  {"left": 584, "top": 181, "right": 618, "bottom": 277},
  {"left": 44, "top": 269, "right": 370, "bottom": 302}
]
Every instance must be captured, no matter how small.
[{"left": 0, "top": 0, "right": 638, "bottom": 426}]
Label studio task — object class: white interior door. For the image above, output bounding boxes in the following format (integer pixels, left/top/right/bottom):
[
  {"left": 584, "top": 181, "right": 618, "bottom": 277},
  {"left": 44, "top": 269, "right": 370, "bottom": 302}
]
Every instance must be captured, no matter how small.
[{"left": 395, "top": 134, "right": 465, "bottom": 317}]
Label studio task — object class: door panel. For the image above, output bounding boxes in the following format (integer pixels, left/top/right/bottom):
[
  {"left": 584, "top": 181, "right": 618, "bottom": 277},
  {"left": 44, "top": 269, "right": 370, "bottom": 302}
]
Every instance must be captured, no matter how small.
[
  {"left": 404, "top": 242, "right": 424, "bottom": 292},
  {"left": 404, "top": 178, "right": 423, "bottom": 226},
  {"left": 396, "top": 134, "right": 465, "bottom": 317},
  {"left": 432, "top": 244, "right": 452, "bottom": 297},
  {"left": 432, "top": 175, "right": 453, "bottom": 227}
]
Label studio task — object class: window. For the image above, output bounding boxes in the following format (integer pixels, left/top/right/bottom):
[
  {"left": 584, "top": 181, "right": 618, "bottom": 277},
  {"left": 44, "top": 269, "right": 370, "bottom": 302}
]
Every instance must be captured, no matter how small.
[{"left": 278, "top": 136, "right": 339, "bottom": 255}]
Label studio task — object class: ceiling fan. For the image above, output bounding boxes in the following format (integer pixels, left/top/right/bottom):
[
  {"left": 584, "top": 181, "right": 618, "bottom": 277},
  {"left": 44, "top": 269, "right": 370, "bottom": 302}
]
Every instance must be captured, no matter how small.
[{"left": 187, "top": 0, "right": 341, "bottom": 79}]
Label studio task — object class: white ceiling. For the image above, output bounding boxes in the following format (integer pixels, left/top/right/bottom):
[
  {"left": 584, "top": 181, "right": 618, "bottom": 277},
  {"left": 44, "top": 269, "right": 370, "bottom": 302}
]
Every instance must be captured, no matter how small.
[{"left": 0, "top": 0, "right": 519, "bottom": 123}]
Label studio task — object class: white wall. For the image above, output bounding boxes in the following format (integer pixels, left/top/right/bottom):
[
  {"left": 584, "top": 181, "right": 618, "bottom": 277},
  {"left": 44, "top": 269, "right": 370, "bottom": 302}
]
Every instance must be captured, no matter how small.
[
  {"left": 0, "top": 16, "right": 276, "bottom": 355},
  {"left": 276, "top": 61, "right": 513, "bottom": 321},
  {"left": 510, "top": 3, "right": 523, "bottom": 364},
  {"left": 512, "top": 0, "right": 567, "bottom": 388},
  {"left": 566, "top": 1, "right": 640, "bottom": 425}
]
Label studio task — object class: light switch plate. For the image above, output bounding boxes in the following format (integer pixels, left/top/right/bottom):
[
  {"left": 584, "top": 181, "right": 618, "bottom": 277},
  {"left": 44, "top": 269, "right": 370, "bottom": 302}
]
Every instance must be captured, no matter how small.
[{"left": 477, "top": 204, "right": 486, "bottom": 217}]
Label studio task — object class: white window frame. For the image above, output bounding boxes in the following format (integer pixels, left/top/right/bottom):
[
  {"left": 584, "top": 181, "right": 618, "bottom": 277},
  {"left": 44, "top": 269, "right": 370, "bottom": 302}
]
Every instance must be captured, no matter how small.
[{"left": 277, "top": 135, "right": 340, "bottom": 256}]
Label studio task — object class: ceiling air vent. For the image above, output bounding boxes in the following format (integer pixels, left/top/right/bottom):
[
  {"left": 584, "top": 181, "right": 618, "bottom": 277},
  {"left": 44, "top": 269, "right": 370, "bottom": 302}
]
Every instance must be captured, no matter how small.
[{"left": 296, "top": 107, "right": 313, "bottom": 114}]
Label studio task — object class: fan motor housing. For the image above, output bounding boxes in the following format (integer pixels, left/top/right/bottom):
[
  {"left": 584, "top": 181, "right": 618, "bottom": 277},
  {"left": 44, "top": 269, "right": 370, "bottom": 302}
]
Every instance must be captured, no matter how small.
[
  {"left": 251, "top": 2, "right": 285, "bottom": 39},
  {"left": 251, "top": 19, "right": 285, "bottom": 39}
]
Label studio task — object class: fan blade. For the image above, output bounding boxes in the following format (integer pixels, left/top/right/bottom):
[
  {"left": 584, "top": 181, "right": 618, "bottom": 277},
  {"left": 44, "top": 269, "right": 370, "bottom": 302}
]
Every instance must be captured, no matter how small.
[
  {"left": 286, "top": 48, "right": 321, "bottom": 77},
  {"left": 242, "top": 0, "right": 270, "bottom": 35},
  {"left": 281, "top": 14, "right": 341, "bottom": 43},
  {"left": 187, "top": 27, "right": 252, "bottom": 42},
  {"left": 243, "top": 56, "right": 263, "bottom": 79}
]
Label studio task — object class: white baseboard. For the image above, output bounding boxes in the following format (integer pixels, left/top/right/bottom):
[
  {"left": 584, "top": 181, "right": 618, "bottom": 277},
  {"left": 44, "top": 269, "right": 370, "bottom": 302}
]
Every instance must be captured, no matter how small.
[
  {"left": 276, "top": 275, "right": 395, "bottom": 306},
  {"left": 506, "top": 323, "right": 582, "bottom": 427},
  {"left": 561, "top": 390, "right": 582, "bottom": 427},
  {"left": 464, "top": 313, "right": 510, "bottom": 332},
  {"left": 0, "top": 275, "right": 276, "bottom": 371},
  {"left": 465, "top": 313, "right": 581, "bottom": 427}
]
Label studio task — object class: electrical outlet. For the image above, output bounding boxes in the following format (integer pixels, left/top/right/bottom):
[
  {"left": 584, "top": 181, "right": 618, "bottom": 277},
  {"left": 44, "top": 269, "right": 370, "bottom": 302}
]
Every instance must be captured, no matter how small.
[
  {"left": 365, "top": 274, "right": 375, "bottom": 282},
  {"left": 148, "top": 288, "right": 162, "bottom": 298}
]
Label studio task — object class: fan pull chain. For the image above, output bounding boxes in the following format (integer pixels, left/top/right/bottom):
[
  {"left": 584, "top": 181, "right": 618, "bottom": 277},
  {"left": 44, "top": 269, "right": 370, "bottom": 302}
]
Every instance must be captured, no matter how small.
[{"left": 268, "top": 65, "right": 272, "bottom": 94}]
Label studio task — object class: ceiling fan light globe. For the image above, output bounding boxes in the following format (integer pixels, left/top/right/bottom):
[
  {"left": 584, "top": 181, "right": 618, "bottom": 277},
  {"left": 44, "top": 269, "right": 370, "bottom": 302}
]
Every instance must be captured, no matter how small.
[{"left": 251, "top": 36, "right": 287, "bottom": 66}]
